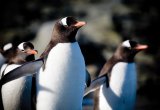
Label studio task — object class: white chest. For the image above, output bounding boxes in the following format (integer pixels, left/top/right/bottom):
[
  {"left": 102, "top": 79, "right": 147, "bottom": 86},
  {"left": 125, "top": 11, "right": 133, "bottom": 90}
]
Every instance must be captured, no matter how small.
[
  {"left": 99, "top": 62, "right": 137, "bottom": 110},
  {"left": 0, "top": 64, "right": 21, "bottom": 76},
  {"left": 0, "top": 64, "right": 32, "bottom": 110},
  {"left": 36, "top": 42, "right": 86, "bottom": 110},
  {"left": 0, "top": 64, "right": 21, "bottom": 79}
]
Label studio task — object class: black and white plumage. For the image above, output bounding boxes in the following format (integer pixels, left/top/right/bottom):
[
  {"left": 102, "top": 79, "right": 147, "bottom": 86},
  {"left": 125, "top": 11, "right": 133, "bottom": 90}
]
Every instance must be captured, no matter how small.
[
  {"left": 0, "top": 42, "right": 38, "bottom": 110},
  {"left": 36, "top": 16, "right": 89, "bottom": 110},
  {"left": 85, "top": 40, "right": 148, "bottom": 110}
]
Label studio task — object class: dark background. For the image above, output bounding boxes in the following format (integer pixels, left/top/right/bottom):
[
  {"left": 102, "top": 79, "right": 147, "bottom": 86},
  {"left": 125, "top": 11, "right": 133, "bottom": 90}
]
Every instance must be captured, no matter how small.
[{"left": 0, "top": 0, "right": 160, "bottom": 109}]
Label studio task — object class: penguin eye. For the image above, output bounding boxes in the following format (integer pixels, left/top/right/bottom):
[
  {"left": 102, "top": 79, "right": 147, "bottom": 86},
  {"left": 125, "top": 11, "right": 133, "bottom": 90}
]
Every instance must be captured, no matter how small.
[
  {"left": 66, "top": 17, "right": 77, "bottom": 26},
  {"left": 60, "top": 17, "right": 77, "bottom": 27},
  {"left": 129, "top": 41, "right": 137, "bottom": 49}
]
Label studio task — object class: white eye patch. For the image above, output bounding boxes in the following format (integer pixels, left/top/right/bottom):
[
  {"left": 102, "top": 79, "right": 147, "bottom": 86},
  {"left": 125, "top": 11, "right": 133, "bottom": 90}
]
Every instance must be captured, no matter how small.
[
  {"left": 61, "top": 17, "right": 68, "bottom": 26},
  {"left": 122, "top": 40, "right": 131, "bottom": 48},
  {"left": 3, "top": 43, "right": 13, "bottom": 51},
  {"left": 18, "top": 42, "right": 25, "bottom": 50}
]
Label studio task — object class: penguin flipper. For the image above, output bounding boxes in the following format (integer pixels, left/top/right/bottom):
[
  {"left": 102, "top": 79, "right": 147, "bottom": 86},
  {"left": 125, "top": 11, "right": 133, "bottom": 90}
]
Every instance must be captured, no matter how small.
[
  {"left": 0, "top": 58, "right": 44, "bottom": 85},
  {"left": 85, "top": 69, "right": 91, "bottom": 87},
  {"left": 84, "top": 74, "right": 108, "bottom": 97}
]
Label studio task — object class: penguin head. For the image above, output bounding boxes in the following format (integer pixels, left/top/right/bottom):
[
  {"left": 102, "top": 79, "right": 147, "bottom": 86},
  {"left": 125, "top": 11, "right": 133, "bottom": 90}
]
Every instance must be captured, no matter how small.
[
  {"left": 1, "top": 42, "right": 38, "bottom": 64},
  {"left": 2, "top": 43, "right": 13, "bottom": 52},
  {"left": 18, "top": 42, "right": 38, "bottom": 55},
  {"left": 114, "top": 40, "right": 148, "bottom": 62},
  {"left": 52, "top": 16, "right": 86, "bottom": 43},
  {"left": 0, "top": 43, "right": 12, "bottom": 63},
  {"left": 1, "top": 43, "right": 14, "bottom": 57},
  {"left": 17, "top": 42, "right": 38, "bottom": 62}
]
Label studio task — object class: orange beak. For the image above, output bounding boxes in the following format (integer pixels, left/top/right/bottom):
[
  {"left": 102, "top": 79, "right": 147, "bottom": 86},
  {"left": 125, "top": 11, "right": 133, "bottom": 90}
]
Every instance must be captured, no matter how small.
[
  {"left": 134, "top": 44, "right": 148, "bottom": 50},
  {"left": 74, "top": 21, "right": 86, "bottom": 28},
  {"left": 27, "top": 49, "right": 38, "bottom": 55}
]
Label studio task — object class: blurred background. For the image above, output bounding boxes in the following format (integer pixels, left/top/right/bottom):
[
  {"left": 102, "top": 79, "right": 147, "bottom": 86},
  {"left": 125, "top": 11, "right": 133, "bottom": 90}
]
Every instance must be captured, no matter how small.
[{"left": 0, "top": 0, "right": 160, "bottom": 110}]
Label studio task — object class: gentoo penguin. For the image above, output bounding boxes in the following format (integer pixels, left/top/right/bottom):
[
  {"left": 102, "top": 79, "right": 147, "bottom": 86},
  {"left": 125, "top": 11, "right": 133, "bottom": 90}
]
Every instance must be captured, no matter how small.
[
  {"left": 0, "top": 42, "right": 38, "bottom": 110},
  {"left": 36, "top": 16, "right": 87, "bottom": 110},
  {"left": 91, "top": 40, "right": 148, "bottom": 110}
]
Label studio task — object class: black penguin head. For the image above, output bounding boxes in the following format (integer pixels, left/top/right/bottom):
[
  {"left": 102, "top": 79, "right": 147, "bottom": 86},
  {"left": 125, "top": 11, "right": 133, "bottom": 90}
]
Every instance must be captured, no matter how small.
[
  {"left": 1, "top": 43, "right": 15, "bottom": 58},
  {"left": 52, "top": 16, "right": 86, "bottom": 43},
  {"left": 0, "top": 43, "right": 13, "bottom": 62},
  {"left": 18, "top": 42, "right": 37, "bottom": 55},
  {"left": 114, "top": 40, "right": 148, "bottom": 62},
  {"left": 1, "top": 42, "right": 38, "bottom": 64},
  {"left": 17, "top": 42, "right": 38, "bottom": 62}
]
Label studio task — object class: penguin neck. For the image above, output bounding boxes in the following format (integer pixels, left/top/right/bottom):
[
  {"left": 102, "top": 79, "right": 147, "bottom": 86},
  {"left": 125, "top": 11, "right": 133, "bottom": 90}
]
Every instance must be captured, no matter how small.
[
  {"left": 40, "top": 39, "right": 76, "bottom": 58},
  {"left": 25, "top": 55, "right": 35, "bottom": 62},
  {"left": 40, "top": 41, "right": 56, "bottom": 58},
  {"left": 99, "top": 55, "right": 134, "bottom": 76},
  {"left": 7, "top": 55, "right": 26, "bottom": 65},
  {"left": 99, "top": 56, "right": 117, "bottom": 76},
  {"left": 8, "top": 53, "right": 35, "bottom": 65}
]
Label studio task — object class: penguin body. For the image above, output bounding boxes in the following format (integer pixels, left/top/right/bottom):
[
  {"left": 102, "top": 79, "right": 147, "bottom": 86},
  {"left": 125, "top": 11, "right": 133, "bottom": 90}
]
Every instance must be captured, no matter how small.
[
  {"left": 37, "top": 43, "right": 85, "bottom": 110},
  {"left": 1, "top": 64, "right": 32, "bottom": 110},
  {"left": 92, "top": 40, "right": 148, "bottom": 110},
  {"left": 0, "top": 42, "right": 38, "bottom": 110},
  {"left": 99, "top": 62, "right": 136, "bottom": 110},
  {"left": 36, "top": 16, "right": 87, "bottom": 110}
]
